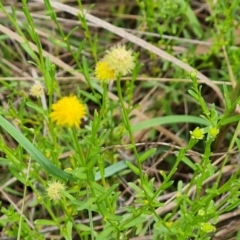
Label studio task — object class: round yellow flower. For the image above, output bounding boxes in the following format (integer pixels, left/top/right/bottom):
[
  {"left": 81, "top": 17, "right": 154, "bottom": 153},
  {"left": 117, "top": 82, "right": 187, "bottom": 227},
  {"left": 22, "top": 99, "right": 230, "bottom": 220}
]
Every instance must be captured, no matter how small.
[
  {"left": 50, "top": 95, "right": 86, "bottom": 128},
  {"left": 95, "top": 61, "right": 116, "bottom": 82},
  {"left": 103, "top": 45, "right": 135, "bottom": 76}
]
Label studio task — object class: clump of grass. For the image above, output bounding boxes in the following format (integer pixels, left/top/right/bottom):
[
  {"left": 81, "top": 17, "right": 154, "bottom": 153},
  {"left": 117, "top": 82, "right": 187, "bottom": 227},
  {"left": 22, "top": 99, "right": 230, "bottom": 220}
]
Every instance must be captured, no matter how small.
[{"left": 0, "top": 1, "right": 240, "bottom": 240}]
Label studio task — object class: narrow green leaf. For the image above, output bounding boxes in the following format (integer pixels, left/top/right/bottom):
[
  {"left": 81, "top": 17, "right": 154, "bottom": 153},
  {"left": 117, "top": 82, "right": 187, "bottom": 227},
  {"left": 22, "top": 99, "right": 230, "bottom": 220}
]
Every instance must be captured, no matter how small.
[
  {"left": 220, "top": 115, "right": 240, "bottom": 125},
  {"left": 74, "top": 198, "right": 97, "bottom": 211},
  {"left": 97, "top": 183, "right": 119, "bottom": 203},
  {"left": 132, "top": 115, "right": 209, "bottom": 132},
  {"left": 125, "top": 161, "right": 140, "bottom": 175},
  {"left": 66, "top": 221, "right": 73, "bottom": 240},
  {"left": 90, "top": 181, "right": 107, "bottom": 194},
  {"left": 34, "top": 219, "right": 57, "bottom": 226},
  {"left": 223, "top": 84, "right": 232, "bottom": 110},
  {"left": 188, "top": 90, "right": 199, "bottom": 100},
  {"left": 236, "top": 138, "right": 240, "bottom": 152},
  {"left": 121, "top": 216, "right": 146, "bottom": 229},
  {"left": 96, "top": 225, "right": 115, "bottom": 240},
  {"left": 0, "top": 115, "right": 73, "bottom": 180},
  {"left": 181, "top": 155, "right": 197, "bottom": 171},
  {"left": 139, "top": 148, "right": 156, "bottom": 163},
  {"left": 128, "top": 182, "right": 143, "bottom": 194},
  {"left": 26, "top": 102, "right": 45, "bottom": 115},
  {"left": 102, "top": 211, "right": 123, "bottom": 221},
  {"left": 95, "top": 160, "right": 128, "bottom": 181},
  {"left": 177, "top": 0, "right": 202, "bottom": 38}
]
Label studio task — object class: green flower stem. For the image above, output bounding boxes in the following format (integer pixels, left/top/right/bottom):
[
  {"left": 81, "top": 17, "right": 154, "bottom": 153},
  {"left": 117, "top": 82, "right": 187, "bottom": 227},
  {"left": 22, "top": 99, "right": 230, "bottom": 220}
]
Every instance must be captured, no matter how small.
[
  {"left": 152, "top": 147, "right": 186, "bottom": 200},
  {"left": 48, "top": 120, "right": 60, "bottom": 168},
  {"left": 97, "top": 83, "right": 114, "bottom": 214},
  {"left": 116, "top": 77, "right": 144, "bottom": 182},
  {"left": 153, "top": 138, "right": 198, "bottom": 200},
  {"left": 98, "top": 83, "right": 108, "bottom": 188},
  {"left": 70, "top": 129, "right": 99, "bottom": 239},
  {"left": 216, "top": 120, "right": 240, "bottom": 186},
  {"left": 70, "top": 128, "right": 86, "bottom": 168},
  {"left": 48, "top": 94, "right": 61, "bottom": 168},
  {"left": 195, "top": 139, "right": 213, "bottom": 198}
]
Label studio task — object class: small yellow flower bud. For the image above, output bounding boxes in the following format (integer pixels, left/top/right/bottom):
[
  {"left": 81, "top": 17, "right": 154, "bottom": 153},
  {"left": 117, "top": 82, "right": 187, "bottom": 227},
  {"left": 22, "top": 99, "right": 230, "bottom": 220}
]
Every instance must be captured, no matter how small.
[
  {"left": 190, "top": 127, "right": 204, "bottom": 140},
  {"left": 209, "top": 127, "right": 219, "bottom": 138},
  {"left": 165, "top": 222, "right": 173, "bottom": 227},
  {"left": 198, "top": 209, "right": 205, "bottom": 216},
  {"left": 201, "top": 222, "right": 216, "bottom": 233},
  {"left": 190, "top": 71, "right": 197, "bottom": 79}
]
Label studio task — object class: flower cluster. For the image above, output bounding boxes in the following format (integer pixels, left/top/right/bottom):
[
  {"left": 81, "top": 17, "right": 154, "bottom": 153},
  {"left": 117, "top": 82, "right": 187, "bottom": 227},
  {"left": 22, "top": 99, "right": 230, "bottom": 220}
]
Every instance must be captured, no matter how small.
[
  {"left": 95, "top": 45, "right": 135, "bottom": 82},
  {"left": 50, "top": 95, "right": 86, "bottom": 128}
]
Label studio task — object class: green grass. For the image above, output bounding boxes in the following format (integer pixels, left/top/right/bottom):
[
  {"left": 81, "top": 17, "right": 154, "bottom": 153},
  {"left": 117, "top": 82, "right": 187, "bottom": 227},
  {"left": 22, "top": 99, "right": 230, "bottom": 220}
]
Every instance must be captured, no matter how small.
[{"left": 0, "top": 0, "right": 240, "bottom": 239}]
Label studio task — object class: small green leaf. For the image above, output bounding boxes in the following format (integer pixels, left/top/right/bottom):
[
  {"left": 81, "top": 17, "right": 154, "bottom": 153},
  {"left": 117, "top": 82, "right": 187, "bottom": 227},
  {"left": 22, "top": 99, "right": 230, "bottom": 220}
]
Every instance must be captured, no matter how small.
[
  {"left": 95, "top": 160, "right": 128, "bottom": 181},
  {"left": 26, "top": 102, "right": 45, "bottom": 115},
  {"left": 139, "top": 148, "right": 156, "bottom": 163},
  {"left": 90, "top": 182, "right": 107, "bottom": 194},
  {"left": 132, "top": 115, "right": 209, "bottom": 132},
  {"left": 188, "top": 89, "right": 199, "bottom": 100},
  {"left": 125, "top": 161, "right": 140, "bottom": 175},
  {"left": 223, "top": 84, "right": 232, "bottom": 110},
  {"left": 182, "top": 156, "right": 196, "bottom": 170},
  {"left": 128, "top": 182, "right": 143, "bottom": 195},
  {"left": 120, "top": 216, "right": 146, "bottom": 229},
  {"left": 236, "top": 138, "right": 240, "bottom": 152},
  {"left": 103, "top": 211, "right": 123, "bottom": 221},
  {"left": 97, "top": 183, "right": 119, "bottom": 203},
  {"left": 74, "top": 198, "right": 97, "bottom": 211},
  {"left": 34, "top": 219, "right": 57, "bottom": 226}
]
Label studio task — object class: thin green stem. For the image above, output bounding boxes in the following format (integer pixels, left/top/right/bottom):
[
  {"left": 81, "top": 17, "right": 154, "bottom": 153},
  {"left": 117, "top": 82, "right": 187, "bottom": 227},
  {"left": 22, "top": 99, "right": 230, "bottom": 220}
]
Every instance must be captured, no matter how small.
[
  {"left": 216, "top": 120, "right": 240, "bottom": 185},
  {"left": 116, "top": 77, "right": 144, "bottom": 182},
  {"left": 17, "top": 156, "right": 32, "bottom": 240}
]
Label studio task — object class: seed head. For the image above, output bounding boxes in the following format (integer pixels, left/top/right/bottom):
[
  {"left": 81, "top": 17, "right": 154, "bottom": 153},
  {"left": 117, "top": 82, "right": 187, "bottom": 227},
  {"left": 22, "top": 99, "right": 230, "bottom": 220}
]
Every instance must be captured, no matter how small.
[
  {"left": 46, "top": 181, "right": 65, "bottom": 202},
  {"left": 29, "top": 84, "right": 44, "bottom": 98}
]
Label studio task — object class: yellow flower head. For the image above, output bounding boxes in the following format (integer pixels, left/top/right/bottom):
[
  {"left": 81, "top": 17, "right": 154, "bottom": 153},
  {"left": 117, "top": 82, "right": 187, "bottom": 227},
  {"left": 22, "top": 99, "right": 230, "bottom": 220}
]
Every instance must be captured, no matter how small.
[
  {"left": 95, "top": 61, "right": 116, "bottom": 82},
  {"left": 209, "top": 126, "right": 219, "bottom": 139},
  {"left": 50, "top": 95, "right": 86, "bottom": 128},
  {"left": 46, "top": 181, "right": 65, "bottom": 202},
  {"left": 29, "top": 84, "right": 44, "bottom": 98},
  {"left": 190, "top": 127, "right": 204, "bottom": 140},
  {"left": 201, "top": 222, "right": 216, "bottom": 233},
  {"left": 103, "top": 45, "right": 135, "bottom": 76}
]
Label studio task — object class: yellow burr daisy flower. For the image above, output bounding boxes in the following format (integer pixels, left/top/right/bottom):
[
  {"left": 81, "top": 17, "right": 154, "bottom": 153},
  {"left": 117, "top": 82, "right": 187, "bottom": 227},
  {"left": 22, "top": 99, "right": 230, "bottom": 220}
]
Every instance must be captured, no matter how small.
[
  {"left": 103, "top": 45, "right": 135, "bottom": 76},
  {"left": 95, "top": 61, "right": 116, "bottom": 82},
  {"left": 50, "top": 95, "right": 86, "bottom": 128}
]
